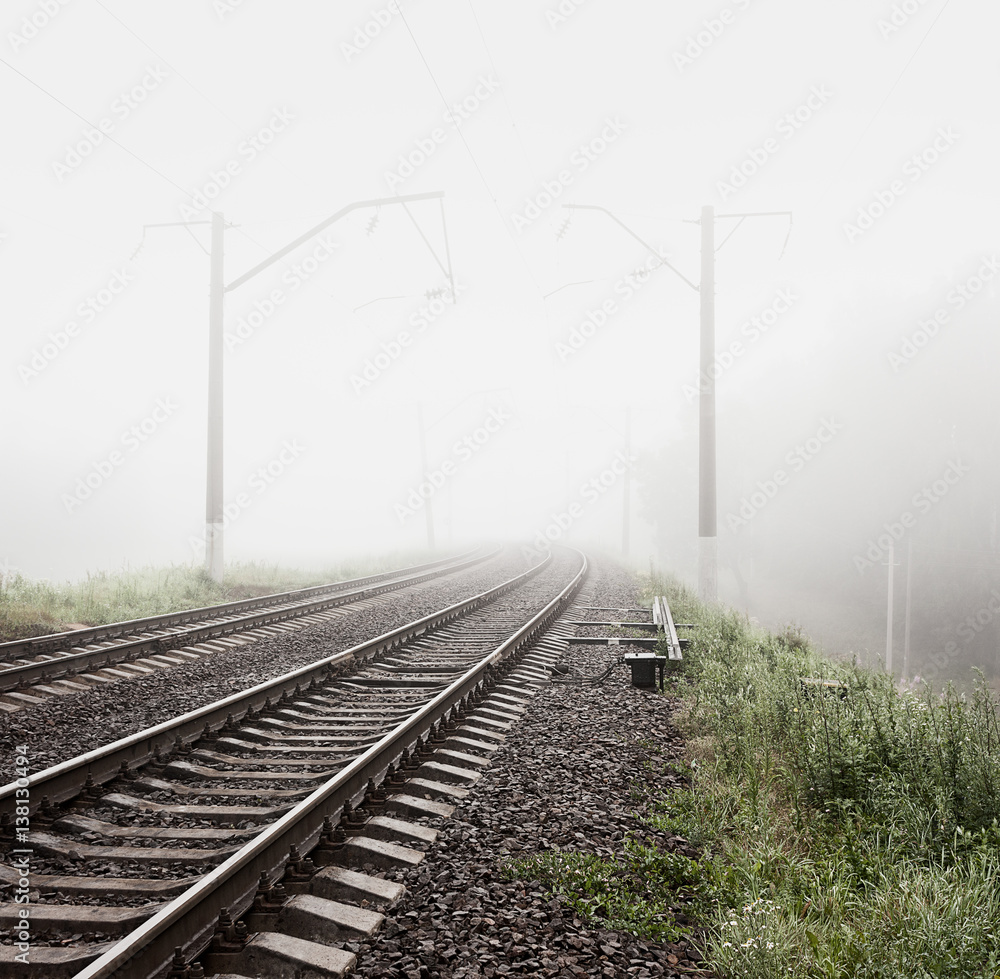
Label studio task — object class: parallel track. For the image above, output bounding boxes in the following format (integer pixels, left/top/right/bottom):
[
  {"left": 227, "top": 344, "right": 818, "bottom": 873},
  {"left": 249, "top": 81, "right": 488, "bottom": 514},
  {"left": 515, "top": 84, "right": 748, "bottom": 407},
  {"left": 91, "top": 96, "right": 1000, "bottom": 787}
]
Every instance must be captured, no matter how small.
[{"left": 0, "top": 548, "right": 494, "bottom": 699}]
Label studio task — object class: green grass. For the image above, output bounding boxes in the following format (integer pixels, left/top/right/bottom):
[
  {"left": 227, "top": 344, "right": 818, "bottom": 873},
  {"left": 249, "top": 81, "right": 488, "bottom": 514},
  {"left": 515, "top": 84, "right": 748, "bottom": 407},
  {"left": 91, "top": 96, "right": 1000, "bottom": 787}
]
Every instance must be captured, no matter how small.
[
  {"left": 502, "top": 573, "right": 1000, "bottom": 978},
  {"left": 504, "top": 838, "right": 705, "bottom": 941},
  {"left": 0, "top": 554, "right": 421, "bottom": 642}
]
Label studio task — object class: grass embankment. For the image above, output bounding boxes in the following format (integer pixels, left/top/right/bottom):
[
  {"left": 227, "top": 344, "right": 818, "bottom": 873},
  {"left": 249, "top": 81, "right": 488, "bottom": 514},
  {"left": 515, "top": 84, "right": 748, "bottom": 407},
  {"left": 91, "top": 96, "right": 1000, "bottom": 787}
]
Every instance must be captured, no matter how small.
[
  {"left": 506, "top": 575, "right": 1000, "bottom": 978},
  {"left": 0, "top": 556, "right": 411, "bottom": 643}
]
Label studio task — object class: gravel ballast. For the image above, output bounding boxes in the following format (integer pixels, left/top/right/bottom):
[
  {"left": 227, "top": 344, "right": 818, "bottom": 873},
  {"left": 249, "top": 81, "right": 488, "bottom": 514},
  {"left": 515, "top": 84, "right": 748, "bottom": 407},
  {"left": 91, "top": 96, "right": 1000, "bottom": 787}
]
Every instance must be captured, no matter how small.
[
  {"left": 0, "top": 553, "right": 713, "bottom": 976},
  {"left": 351, "top": 560, "right": 711, "bottom": 979}
]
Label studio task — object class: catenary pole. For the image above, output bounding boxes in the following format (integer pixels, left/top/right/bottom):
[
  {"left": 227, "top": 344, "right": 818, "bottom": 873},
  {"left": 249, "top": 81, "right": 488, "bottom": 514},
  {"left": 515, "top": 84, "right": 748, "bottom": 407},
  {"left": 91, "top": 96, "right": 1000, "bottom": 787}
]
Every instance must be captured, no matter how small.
[
  {"left": 561, "top": 203, "right": 790, "bottom": 602},
  {"left": 206, "top": 211, "right": 225, "bottom": 583},
  {"left": 698, "top": 205, "right": 717, "bottom": 601},
  {"left": 416, "top": 403, "right": 435, "bottom": 550},
  {"left": 885, "top": 543, "right": 897, "bottom": 674},
  {"left": 623, "top": 404, "right": 631, "bottom": 559},
  {"left": 145, "top": 192, "right": 449, "bottom": 582},
  {"left": 903, "top": 540, "right": 913, "bottom": 680}
]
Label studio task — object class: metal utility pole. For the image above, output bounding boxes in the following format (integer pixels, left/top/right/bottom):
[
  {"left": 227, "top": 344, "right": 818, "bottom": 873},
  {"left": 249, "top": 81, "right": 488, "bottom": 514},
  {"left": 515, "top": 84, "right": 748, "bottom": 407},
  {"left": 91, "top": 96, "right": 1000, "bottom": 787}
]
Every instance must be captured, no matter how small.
[
  {"left": 698, "top": 206, "right": 717, "bottom": 601},
  {"left": 146, "top": 191, "right": 451, "bottom": 583},
  {"left": 416, "top": 403, "right": 435, "bottom": 550},
  {"left": 884, "top": 543, "right": 898, "bottom": 674},
  {"left": 206, "top": 212, "right": 225, "bottom": 583},
  {"left": 562, "top": 203, "right": 791, "bottom": 603},
  {"left": 136, "top": 215, "right": 226, "bottom": 583},
  {"left": 695, "top": 207, "right": 791, "bottom": 602},
  {"left": 623, "top": 404, "right": 631, "bottom": 559},
  {"left": 903, "top": 540, "right": 913, "bottom": 680}
]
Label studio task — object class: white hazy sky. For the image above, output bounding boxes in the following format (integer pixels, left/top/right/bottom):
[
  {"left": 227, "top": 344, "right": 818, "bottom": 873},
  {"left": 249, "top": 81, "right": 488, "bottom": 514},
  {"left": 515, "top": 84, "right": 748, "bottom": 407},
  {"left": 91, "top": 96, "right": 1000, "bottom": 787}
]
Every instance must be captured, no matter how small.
[{"left": 2, "top": 0, "right": 996, "bottom": 590}]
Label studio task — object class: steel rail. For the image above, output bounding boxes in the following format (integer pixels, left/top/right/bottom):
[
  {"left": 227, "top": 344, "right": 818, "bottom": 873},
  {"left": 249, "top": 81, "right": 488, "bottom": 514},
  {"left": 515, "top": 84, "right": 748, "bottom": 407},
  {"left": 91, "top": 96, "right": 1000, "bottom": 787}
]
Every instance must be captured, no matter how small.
[
  {"left": 0, "top": 547, "right": 497, "bottom": 694},
  {"left": 72, "top": 547, "right": 587, "bottom": 979},
  {"left": 0, "top": 548, "right": 543, "bottom": 816}
]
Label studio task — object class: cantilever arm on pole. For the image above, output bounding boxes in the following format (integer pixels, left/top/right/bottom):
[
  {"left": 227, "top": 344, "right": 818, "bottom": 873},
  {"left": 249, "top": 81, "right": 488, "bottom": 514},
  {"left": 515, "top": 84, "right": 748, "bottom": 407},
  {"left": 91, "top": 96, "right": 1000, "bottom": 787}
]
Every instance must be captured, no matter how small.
[
  {"left": 562, "top": 203, "right": 699, "bottom": 292},
  {"left": 714, "top": 209, "right": 793, "bottom": 257},
  {"left": 224, "top": 191, "right": 447, "bottom": 293}
]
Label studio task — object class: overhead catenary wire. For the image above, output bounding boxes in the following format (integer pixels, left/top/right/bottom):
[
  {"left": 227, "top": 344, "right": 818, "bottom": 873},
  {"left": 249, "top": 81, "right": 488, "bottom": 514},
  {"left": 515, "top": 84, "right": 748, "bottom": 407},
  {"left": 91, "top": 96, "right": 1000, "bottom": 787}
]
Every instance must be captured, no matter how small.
[
  {"left": 90, "top": 0, "right": 354, "bottom": 217},
  {"left": 464, "top": 0, "right": 537, "bottom": 175},
  {"left": 395, "top": 1, "right": 544, "bottom": 297},
  {"left": 819, "top": 0, "right": 954, "bottom": 199},
  {"left": 0, "top": 55, "right": 339, "bottom": 302},
  {"left": 18, "top": 6, "right": 440, "bottom": 314},
  {"left": 0, "top": 56, "right": 195, "bottom": 202}
]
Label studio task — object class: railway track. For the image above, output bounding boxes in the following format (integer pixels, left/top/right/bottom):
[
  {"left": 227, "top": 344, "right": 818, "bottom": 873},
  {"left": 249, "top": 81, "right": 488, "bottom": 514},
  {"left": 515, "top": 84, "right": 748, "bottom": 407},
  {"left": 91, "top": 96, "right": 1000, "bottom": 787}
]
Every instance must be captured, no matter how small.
[
  {"left": 0, "top": 548, "right": 495, "bottom": 709},
  {"left": 0, "top": 546, "right": 588, "bottom": 979}
]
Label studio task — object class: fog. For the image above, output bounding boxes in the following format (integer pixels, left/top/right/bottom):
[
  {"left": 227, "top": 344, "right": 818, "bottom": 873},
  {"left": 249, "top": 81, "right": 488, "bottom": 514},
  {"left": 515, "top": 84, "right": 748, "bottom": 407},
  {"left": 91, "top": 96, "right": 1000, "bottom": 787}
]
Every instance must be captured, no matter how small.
[{"left": 3, "top": 0, "right": 997, "bottom": 684}]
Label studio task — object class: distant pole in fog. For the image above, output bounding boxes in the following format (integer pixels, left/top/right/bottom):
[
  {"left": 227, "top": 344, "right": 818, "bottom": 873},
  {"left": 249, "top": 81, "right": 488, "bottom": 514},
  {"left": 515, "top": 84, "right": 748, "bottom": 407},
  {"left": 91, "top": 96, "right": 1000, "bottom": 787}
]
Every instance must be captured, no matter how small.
[
  {"left": 565, "top": 443, "right": 571, "bottom": 512},
  {"left": 696, "top": 207, "right": 793, "bottom": 601},
  {"left": 623, "top": 405, "right": 631, "bottom": 559},
  {"left": 416, "top": 403, "right": 435, "bottom": 550},
  {"left": 561, "top": 202, "right": 791, "bottom": 601},
  {"left": 903, "top": 540, "right": 913, "bottom": 680},
  {"left": 698, "top": 205, "right": 717, "bottom": 602},
  {"left": 884, "top": 543, "right": 898, "bottom": 674},
  {"left": 206, "top": 211, "right": 225, "bottom": 583}
]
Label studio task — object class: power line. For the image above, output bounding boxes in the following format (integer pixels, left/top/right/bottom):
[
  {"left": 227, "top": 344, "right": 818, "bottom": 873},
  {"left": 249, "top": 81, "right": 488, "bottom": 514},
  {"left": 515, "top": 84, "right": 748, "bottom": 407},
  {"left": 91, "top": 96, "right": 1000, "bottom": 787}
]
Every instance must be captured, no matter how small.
[
  {"left": 7, "top": 9, "right": 461, "bottom": 318},
  {"left": 0, "top": 49, "right": 293, "bottom": 276},
  {"left": 822, "top": 0, "right": 954, "bottom": 195},
  {"left": 3, "top": 56, "right": 284, "bottom": 277},
  {"left": 90, "top": 1, "right": 341, "bottom": 217},
  {"left": 87, "top": 2, "right": 358, "bottom": 294},
  {"left": 0, "top": 56, "right": 195, "bottom": 201},
  {"left": 395, "top": 2, "right": 544, "bottom": 296},
  {"left": 92, "top": 0, "right": 247, "bottom": 134},
  {"left": 0, "top": 54, "right": 417, "bottom": 321},
  {"left": 464, "top": 0, "right": 536, "bottom": 174}
]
